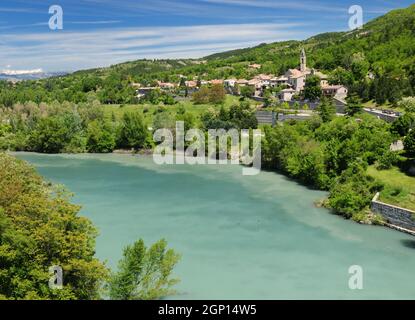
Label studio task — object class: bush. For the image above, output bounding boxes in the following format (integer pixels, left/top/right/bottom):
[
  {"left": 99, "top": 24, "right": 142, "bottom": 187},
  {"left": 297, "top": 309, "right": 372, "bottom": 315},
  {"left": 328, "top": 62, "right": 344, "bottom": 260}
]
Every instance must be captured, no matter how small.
[
  {"left": 376, "top": 151, "right": 399, "bottom": 170},
  {"left": 86, "top": 121, "right": 116, "bottom": 153},
  {"left": 193, "top": 85, "right": 226, "bottom": 105},
  {"left": 109, "top": 239, "right": 180, "bottom": 300},
  {"left": 391, "top": 113, "right": 415, "bottom": 136},
  {"left": 398, "top": 97, "right": 415, "bottom": 113},
  {"left": 328, "top": 162, "right": 382, "bottom": 218}
]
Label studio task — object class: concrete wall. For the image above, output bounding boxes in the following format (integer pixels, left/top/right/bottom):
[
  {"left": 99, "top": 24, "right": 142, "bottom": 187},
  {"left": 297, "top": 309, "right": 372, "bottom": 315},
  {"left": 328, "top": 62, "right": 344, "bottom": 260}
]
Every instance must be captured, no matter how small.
[
  {"left": 277, "top": 113, "right": 312, "bottom": 122},
  {"left": 363, "top": 109, "right": 400, "bottom": 123},
  {"left": 256, "top": 111, "right": 312, "bottom": 125},
  {"left": 371, "top": 193, "right": 415, "bottom": 231},
  {"left": 256, "top": 111, "right": 275, "bottom": 126}
]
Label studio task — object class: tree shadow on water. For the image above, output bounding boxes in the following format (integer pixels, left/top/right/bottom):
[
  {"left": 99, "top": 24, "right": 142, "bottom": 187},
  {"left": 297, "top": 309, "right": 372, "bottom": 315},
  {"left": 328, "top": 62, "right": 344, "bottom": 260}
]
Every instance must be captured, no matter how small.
[{"left": 400, "top": 239, "right": 415, "bottom": 249}]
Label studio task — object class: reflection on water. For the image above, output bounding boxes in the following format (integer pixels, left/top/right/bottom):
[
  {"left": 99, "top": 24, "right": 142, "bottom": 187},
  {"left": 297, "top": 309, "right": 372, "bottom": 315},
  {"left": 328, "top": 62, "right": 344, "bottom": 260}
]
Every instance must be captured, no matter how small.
[{"left": 401, "top": 240, "right": 415, "bottom": 249}]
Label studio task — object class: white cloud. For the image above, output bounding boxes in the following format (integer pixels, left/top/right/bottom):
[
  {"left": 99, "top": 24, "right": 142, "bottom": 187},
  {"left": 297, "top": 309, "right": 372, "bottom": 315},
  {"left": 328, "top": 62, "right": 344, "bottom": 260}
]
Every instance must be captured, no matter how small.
[
  {"left": 0, "top": 68, "right": 43, "bottom": 75},
  {"left": 200, "top": 0, "right": 347, "bottom": 13},
  {"left": 0, "top": 23, "right": 311, "bottom": 71},
  {"left": 68, "top": 20, "right": 122, "bottom": 25}
]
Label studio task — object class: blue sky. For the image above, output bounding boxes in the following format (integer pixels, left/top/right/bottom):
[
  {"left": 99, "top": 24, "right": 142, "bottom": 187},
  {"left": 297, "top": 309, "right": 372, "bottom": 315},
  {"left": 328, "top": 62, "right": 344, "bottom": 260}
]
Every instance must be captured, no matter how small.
[{"left": 0, "top": 0, "right": 413, "bottom": 72}]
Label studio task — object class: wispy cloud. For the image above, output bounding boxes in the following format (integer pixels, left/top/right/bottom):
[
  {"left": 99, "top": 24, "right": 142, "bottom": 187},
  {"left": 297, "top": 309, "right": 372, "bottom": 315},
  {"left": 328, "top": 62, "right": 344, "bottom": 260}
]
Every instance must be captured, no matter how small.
[
  {"left": 0, "top": 23, "right": 311, "bottom": 71},
  {"left": 68, "top": 20, "right": 122, "bottom": 25},
  {"left": 0, "top": 22, "right": 48, "bottom": 31},
  {"left": 200, "top": 0, "right": 348, "bottom": 13},
  {"left": 1, "top": 0, "right": 410, "bottom": 71}
]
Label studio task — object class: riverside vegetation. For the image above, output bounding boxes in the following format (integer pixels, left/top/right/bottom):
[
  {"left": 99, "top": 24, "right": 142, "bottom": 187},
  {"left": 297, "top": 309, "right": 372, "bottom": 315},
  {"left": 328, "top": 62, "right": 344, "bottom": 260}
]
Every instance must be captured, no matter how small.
[
  {"left": 0, "top": 153, "right": 180, "bottom": 300},
  {"left": 1, "top": 97, "right": 414, "bottom": 222}
]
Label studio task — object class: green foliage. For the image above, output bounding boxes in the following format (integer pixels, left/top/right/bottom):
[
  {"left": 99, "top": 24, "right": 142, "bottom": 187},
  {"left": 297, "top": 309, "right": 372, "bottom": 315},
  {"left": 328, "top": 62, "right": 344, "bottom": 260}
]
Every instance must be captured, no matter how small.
[
  {"left": 376, "top": 151, "right": 399, "bottom": 170},
  {"left": 192, "top": 87, "right": 210, "bottom": 104},
  {"left": 262, "top": 114, "right": 394, "bottom": 217},
  {"left": 391, "top": 113, "right": 415, "bottom": 136},
  {"left": 404, "top": 129, "right": 415, "bottom": 156},
  {"left": 192, "top": 85, "right": 226, "bottom": 105},
  {"left": 209, "top": 84, "right": 226, "bottom": 105},
  {"left": 345, "top": 94, "right": 363, "bottom": 116},
  {"left": 304, "top": 75, "right": 321, "bottom": 101},
  {"left": 0, "top": 153, "right": 109, "bottom": 299},
  {"left": 29, "top": 113, "right": 85, "bottom": 154},
  {"left": 109, "top": 239, "right": 180, "bottom": 300},
  {"left": 329, "top": 67, "right": 354, "bottom": 86},
  {"left": 240, "top": 85, "right": 255, "bottom": 98},
  {"left": 86, "top": 121, "right": 116, "bottom": 153},
  {"left": 328, "top": 161, "right": 382, "bottom": 219},
  {"left": 398, "top": 97, "right": 415, "bottom": 113},
  {"left": 201, "top": 102, "right": 257, "bottom": 130},
  {"left": 316, "top": 98, "right": 336, "bottom": 122},
  {"left": 143, "top": 89, "right": 176, "bottom": 105},
  {"left": 118, "top": 111, "right": 150, "bottom": 150}
]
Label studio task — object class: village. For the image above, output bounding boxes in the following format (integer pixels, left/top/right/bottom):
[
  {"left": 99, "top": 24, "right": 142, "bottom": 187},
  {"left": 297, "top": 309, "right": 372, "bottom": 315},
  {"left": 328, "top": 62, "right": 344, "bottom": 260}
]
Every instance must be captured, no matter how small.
[
  {"left": 135, "top": 49, "right": 349, "bottom": 110},
  {"left": 134, "top": 49, "right": 405, "bottom": 125}
]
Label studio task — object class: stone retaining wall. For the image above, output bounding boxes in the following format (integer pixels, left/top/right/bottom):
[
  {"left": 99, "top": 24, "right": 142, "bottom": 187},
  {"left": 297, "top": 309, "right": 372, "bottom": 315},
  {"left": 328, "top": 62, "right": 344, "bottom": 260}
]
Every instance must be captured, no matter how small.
[{"left": 371, "top": 193, "right": 415, "bottom": 231}]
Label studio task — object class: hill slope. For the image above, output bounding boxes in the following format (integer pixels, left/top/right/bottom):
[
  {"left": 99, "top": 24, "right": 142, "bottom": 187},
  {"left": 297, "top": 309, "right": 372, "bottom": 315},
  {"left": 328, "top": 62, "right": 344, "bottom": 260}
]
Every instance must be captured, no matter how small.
[{"left": 1, "top": 4, "right": 415, "bottom": 106}]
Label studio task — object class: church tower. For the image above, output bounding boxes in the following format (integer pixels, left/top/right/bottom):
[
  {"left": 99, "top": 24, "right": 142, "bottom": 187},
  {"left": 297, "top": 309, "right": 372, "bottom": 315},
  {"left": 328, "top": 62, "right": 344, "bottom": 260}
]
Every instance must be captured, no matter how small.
[{"left": 300, "top": 49, "right": 306, "bottom": 72}]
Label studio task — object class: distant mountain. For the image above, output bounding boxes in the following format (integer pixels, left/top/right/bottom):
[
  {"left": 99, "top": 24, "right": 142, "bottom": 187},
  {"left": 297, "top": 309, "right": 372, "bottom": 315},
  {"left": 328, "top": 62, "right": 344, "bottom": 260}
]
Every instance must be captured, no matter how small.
[{"left": 0, "top": 70, "right": 68, "bottom": 81}]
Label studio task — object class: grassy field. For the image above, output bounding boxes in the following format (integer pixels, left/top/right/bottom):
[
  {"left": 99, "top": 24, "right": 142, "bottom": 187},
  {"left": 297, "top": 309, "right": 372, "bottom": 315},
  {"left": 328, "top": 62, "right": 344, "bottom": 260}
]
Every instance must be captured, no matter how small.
[
  {"left": 367, "top": 165, "right": 415, "bottom": 211},
  {"left": 102, "top": 95, "right": 248, "bottom": 125}
]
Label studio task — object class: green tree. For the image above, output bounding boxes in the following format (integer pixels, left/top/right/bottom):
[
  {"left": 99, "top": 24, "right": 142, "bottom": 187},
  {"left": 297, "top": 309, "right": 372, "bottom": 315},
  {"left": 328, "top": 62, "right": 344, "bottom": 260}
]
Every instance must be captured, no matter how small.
[
  {"left": 0, "top": 154, "right": 108, "bottom": 300},
  {"left": 86, "top": 121, "right": 116, "bottom": 153},
  {"left": 304, "top": 75, "right": 321, "bottom": 101},
  {"left": 391, "top": 113, "right": 415, "bottom": 136},
  {"left": 240, "top": 85, "right": 255, "bottom": 98},
  {"left": 29, "top": 114, "right": 84, "bottom": 154},
  {"left": 404, "top": 129, "right": 415, "bottom": 156},
  {"left": 209, "top": 84, "right": 226, "bottom": 105},
  {"left": 118, "top": 111, "right": 149, "bottom": 150},
  {"left": 345, "top": 94, "right": 363, "bottom": 116},
  {"left": 192, "top": 87, "right": 210, "bottom": 104},
  {"left": 316, "top": 98, "right": 336, "bottom": 122},
  {"left": 398, "top": 97, "right": 415, "bottom": 113},
  {"left": 328, "top": 161, "right": 382, "bottom": 220},
  {"left": 109, "top": 239, "right": 180, "bottom": 300}
]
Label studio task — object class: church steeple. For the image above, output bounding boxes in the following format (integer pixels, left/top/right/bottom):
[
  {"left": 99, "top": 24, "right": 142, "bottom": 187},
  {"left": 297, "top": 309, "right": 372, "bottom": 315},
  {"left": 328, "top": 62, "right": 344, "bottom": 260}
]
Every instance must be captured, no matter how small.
[{"left": 300, "top": 49, "right": 306, "bottom": 72}]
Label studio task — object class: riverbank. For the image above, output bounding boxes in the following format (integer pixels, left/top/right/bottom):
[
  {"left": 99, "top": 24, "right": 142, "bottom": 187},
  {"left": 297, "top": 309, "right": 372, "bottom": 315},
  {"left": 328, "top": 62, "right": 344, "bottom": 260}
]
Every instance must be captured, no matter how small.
[
  {"left": 9, "top": 150, "right": 414, "bottom": 237},
  {"left": 13, "top": 152, "right": 415, "bottom": 299}
]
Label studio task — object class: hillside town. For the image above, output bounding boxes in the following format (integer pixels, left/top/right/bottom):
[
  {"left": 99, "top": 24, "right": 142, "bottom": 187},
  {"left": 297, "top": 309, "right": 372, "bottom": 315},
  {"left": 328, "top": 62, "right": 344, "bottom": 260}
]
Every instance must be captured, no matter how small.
[{"left": 135, "top": 49, "right": 349, "bottom": 107}]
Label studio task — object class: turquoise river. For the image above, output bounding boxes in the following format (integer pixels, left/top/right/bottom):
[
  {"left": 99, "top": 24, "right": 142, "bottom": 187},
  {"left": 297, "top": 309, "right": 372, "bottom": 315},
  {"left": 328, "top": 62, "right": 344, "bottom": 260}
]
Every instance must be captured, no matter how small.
[{"left": 14, "top": 152, "right": 415, "bottom": 299}]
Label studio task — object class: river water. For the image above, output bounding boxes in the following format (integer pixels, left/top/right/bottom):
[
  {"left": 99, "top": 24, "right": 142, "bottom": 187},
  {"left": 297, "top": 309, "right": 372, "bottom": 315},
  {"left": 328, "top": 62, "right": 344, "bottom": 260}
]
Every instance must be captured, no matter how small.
[{"left": 14, "top": 152, "right": 415, "bottom": 299}]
